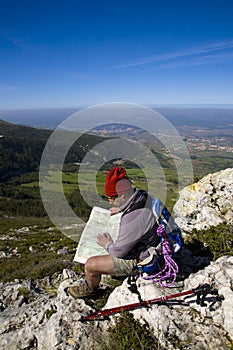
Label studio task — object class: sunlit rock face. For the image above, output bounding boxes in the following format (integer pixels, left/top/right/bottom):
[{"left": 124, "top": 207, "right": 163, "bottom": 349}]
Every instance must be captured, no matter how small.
[{"left": 173, "top": 168, "right": 233, "bottom": 232}]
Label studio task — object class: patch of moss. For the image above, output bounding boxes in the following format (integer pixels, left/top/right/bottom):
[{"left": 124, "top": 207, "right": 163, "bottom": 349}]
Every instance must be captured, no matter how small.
[
  {"left": 45, "top": 308, "right": 57, "bottom": 319},
  {"left": 221, "top": 207, "right": 228, "bottom": 216},
  {"left": 17, "top": 286, "right": 31, "bottom": 301}
]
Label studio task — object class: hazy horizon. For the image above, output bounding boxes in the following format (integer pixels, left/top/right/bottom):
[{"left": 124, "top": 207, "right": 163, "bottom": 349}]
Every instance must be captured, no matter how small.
[{"left": 1, "top": 105, "right": 233, "bottom": 129}]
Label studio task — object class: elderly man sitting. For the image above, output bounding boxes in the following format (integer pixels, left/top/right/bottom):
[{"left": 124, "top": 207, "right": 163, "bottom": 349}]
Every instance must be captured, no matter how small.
[{"left": 68, "top": 167, "right": 160, "bottom": 298}]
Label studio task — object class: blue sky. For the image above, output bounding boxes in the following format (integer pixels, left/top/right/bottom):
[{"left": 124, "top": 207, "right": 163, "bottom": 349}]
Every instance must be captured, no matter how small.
[{"left": 0, "top": 0, "right": 233, "bottom": 109}]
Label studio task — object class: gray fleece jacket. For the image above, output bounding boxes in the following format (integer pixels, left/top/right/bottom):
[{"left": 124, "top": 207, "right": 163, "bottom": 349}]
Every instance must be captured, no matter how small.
[{"left": 105, "top": 188, "right": 160, "bottom": 261}]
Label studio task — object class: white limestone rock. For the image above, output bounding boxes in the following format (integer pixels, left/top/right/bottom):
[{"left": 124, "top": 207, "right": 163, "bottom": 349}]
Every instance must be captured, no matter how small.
[
  {"left": 0, "top": 271, "right": 107, "bottom": 350},
  {"left": 174, "top": 168, "right": 233, "bottom": 232}
]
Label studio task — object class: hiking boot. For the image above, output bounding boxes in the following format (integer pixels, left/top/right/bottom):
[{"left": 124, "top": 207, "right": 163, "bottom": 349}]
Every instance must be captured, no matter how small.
[{"left": 67, "top": 279, "right": 97, "bottom": 298}]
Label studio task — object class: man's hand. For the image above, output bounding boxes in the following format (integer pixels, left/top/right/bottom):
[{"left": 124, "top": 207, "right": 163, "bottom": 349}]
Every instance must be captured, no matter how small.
[
  {"left": 97, "top": 232, "right": 113, "bottom": 248},
  {"left": 109, "top": 207, "right": 121, "bottom": 216}
]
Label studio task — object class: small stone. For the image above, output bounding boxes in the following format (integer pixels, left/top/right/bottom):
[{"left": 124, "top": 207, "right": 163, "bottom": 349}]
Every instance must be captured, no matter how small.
[{"left": 57, "top": 247, "right": 69, "bottom": 255}]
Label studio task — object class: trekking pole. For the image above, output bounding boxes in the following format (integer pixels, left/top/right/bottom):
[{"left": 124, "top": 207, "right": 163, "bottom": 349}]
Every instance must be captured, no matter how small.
[{"left": 80, "top": 284, "right": 211, "bottom": 322}]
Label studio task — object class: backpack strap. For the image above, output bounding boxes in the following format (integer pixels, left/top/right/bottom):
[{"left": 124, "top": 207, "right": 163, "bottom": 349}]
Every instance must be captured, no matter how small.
[
  {"left": 122, "top": 190, "right": 150, "bottom": 216},
  {"left": 152, "top": 196, "right": 183, "bottom": 252}
]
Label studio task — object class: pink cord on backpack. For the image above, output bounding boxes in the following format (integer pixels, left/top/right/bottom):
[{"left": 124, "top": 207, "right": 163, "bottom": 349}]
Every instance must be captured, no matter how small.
[{"left": 141, "top": 224, "right": 179, "bottom": 287}]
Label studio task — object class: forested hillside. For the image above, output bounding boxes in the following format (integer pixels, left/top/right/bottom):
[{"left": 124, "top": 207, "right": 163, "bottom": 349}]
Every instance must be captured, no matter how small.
[
  {"left": 0, "top": 119, "right": 108, "bottom": 182},
  {"left": 0, "top": 119, "right": 50, "bottom": 182},
  {"left": 0, "top": 119, "right": 107, "bottom": 217}
]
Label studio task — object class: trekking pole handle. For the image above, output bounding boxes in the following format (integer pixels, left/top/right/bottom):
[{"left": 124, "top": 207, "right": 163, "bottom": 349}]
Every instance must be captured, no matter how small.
[{"left": 193, "top": 283, "right": 211, "bottom": 306}]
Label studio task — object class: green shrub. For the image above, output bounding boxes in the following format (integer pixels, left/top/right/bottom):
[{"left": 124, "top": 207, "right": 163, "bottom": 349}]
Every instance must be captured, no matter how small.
[{"left": 191, "top": 223, "right": 233, "bottom": 261}]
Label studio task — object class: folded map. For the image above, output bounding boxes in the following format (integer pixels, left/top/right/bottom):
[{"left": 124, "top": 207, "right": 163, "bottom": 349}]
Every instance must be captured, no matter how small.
[{"left": 73, "top": 206, "right": 122, "bottom": 264}]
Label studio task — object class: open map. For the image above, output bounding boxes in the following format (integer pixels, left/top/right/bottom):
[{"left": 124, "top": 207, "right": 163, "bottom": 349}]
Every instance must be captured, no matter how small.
[{"left": 73, "top": 206, "right": 122, "bottom": 264}]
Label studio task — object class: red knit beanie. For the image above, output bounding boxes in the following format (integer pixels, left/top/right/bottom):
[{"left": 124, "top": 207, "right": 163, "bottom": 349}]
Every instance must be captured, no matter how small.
[{"left": 104, "top": 167, "right": 133, "bottom": 197}]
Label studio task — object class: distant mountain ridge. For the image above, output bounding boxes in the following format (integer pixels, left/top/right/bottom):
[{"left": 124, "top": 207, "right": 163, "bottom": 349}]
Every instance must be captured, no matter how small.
[
  {"left": 0, "top": 119, "right": 107, "bottom": 182},
  {"left": 0, "top": 119, "right": 52, "bottom": 139}
]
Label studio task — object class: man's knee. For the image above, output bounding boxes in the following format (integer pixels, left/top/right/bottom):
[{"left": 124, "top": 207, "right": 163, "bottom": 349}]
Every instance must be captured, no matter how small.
[
  {"left": 85, "top": 255, "right": 115, "bottom": 275},
  {"left": 85, "top": 257, "right": 97, "bottom": 273}
]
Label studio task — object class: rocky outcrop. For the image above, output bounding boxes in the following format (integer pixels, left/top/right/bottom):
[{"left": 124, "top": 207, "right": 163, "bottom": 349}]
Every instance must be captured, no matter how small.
[
  {"left": 0, "top": 256, "right": 233, "bottom": 350},
  {"left": 106, "top": 255, "right": 233, "bottom": 349},
  {"left": 174, "top": 168, "right": 233, "bottom": 232},
  {"left": 0, "top": 270, "right": 108, "bottom": 350}
]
